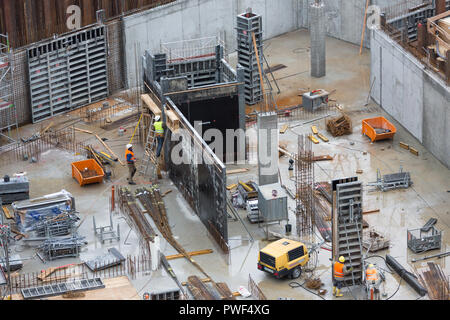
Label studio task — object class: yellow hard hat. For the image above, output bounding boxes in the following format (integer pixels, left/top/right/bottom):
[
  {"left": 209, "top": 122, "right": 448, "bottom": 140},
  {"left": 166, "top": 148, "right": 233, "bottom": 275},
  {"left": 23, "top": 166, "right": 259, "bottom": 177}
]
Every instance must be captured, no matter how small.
[
  {"left": 368, "top": 264, "right": 374, "bottom": 268},
  {"left": 339, "top": 256, "right": 345, "bottom": 263}
]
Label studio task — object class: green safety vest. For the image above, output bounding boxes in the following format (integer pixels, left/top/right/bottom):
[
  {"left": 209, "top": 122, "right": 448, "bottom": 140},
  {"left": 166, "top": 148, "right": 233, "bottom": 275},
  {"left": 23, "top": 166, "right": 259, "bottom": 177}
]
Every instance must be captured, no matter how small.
[{"left": 154, "top": 121, "right": 164, "bottom": 134}]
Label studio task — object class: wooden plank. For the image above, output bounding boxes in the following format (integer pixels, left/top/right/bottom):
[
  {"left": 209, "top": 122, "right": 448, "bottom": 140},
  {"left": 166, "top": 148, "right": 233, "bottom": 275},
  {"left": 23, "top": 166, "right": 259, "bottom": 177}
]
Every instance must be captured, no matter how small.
[
  {"left": 312, "top": 155, "right": 333, "bottom": 161},
  {"left": 363, "top": 209, "right": 380, "bottom": 215},
  {"left": 188, "top": 275, "right": 215, "bottom": 300},
  {"left": 317, "top": 133, "right": 329, "bottom": 142},
  {"left": 95, "top": 134, "right": 125, "bottom": 166},
  {"left": 308, "top": 135, "right": 320, "bottom": 144},
  {"left": 227, "top": 168, "right": 249, "bottom": 174},
  {"left": 74, "top": 127, "right": 94, "bottom": 135},
  {"left": 162, "top": 190, "right": 172, "bottom": 197},
  {"left": 37, "top": 263, "right": 82, "bottom": 281},
  {"left": 182, "top": 278, "right": 211, "bottom": 286},
  {"left": 399, "top": 142, "right": 410, "bottom": 150},
  {"left": 2, "top": 206, "right": 12, "bottom": 219},
  {"left": 311, "top": 125, "right": 319, "bottom": 134},
  {"left": 226, "top": 184, "right": 238, "bottom": 190},
  {"left": 165, "top": 249, "right": 213, "bottom": 261},
  {"left": 410, "top": 147, "right": 419, "bottom": 156},
  {"left": 280, "top": 124, "right": 289, "bottom": 134},
  {"left": 141, "top": 94, "right": 162, "bottom": 116},
  {"left": 251, "top": 31, "right": 266, "bottom": 110},
  {"left": 215, "top": 282, "right": 236, "bottom": 300},
  {"left": 360, "top": 0, "right": 370, "bottom": 55},
  {"left": 165, "top": 109, "right": 180, "bottom": 132}
]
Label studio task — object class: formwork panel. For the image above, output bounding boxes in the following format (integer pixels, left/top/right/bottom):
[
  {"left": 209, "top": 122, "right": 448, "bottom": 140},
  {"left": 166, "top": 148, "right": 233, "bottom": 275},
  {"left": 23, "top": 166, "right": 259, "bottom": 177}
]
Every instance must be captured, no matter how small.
[{"left": 27, "top": 25, "right": 108, "bottom": 123}]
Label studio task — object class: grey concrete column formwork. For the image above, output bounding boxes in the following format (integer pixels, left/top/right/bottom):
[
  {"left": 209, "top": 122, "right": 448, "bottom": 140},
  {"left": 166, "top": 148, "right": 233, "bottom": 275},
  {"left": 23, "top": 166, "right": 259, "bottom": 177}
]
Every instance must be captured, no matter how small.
[
  {"left": 257, "top": 112, "right": 279, "bottom": 186},
  {"left": 310, "top": 1, "right": 326, "bottom": 78}
]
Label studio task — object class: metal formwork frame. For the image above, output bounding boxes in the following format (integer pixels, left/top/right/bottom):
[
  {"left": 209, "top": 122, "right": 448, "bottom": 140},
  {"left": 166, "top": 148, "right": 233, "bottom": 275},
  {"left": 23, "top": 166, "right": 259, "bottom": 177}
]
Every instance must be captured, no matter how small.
[
  {"left": 0, "top": 33, "right": 19, "bottom": 142},
  {"left": 236, "top": 9, "right": 264, "bottom": 105},
  {"left": 27, "top": 25, "right": 109, "bottom": 123},
  {"left": 332, "top": 178, "right": 364, "bottom": 287}
]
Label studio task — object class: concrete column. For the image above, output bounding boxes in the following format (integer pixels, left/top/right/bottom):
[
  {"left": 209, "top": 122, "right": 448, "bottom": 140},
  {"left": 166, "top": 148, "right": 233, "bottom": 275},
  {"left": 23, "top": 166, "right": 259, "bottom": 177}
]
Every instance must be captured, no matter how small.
[
  {"left": 310, "top": 1, "right": 326, "bottom": 78},
  {"left": 257, "top": 112, "right": 278, "bottom": 186},
  {"left": 236, "top": 64, "right": 246, "bottom": 131},
  {"left": 150, "top": 235, "right": 161, "bottom": 271}
]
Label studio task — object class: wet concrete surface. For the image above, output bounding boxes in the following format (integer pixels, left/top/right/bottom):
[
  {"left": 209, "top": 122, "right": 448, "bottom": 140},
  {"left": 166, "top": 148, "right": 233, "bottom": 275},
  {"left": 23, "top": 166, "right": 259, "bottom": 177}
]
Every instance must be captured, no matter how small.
[{"left": 1, "top": 29, "right": 448, "bottom": 300}]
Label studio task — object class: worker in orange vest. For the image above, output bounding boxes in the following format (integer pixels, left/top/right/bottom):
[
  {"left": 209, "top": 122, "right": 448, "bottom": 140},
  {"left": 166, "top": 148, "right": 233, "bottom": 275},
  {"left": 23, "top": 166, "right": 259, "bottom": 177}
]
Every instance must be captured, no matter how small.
[
  {"left": 332, "top": 256, "right": 353, "bottom": 297},
  {"left": 365, "top": 264, "right": 381, "bottom": 300},
  {"left": 365, "top": 264, "right": 379, "bottom": 283},
  {"left": 125, "top": 144, "right": 137, "bottom": 185}
]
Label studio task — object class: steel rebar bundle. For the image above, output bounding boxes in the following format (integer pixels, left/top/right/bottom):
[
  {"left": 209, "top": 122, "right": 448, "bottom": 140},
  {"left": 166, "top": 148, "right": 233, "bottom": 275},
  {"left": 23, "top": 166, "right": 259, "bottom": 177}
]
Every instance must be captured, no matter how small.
[
  {"left": 135, "top": 187, "right": 232, "bottom": 300},
  {"left": 295, "top": 135, "right": 315, "bottom": 236}
]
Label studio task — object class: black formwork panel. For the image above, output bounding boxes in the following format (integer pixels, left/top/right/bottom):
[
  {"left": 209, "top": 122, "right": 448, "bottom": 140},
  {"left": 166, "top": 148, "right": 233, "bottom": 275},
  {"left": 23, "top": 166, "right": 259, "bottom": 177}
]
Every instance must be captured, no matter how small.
[
  {"left": 166, "top": 102, "right": 228, "bottom": 245},
  {"left": 179, "top": 95, "right": 240, "bottom": 162}
]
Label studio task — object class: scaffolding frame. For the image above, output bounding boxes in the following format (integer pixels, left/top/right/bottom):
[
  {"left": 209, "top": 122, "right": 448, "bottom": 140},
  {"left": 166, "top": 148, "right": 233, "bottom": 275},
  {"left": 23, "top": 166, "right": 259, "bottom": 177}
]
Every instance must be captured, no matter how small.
[
  {"left": 160, "top": 35, "right": 226, "bottom": 63},
  {"left": 295, "top": 135, "right": 315, "bottom": 236},
  {"left": 0, "top": 33, "right": 19, "bottom": 143}
]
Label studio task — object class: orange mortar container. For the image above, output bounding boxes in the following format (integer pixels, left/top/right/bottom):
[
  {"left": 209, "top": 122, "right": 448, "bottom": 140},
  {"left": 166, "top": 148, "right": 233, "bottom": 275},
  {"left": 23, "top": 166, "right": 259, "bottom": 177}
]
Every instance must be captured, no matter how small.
[
  {"left": 362, "top": 116, "right": 397, "bottom": 142},
  {"left": 71, "top": 159, "right": 105, "bottom": 186}
]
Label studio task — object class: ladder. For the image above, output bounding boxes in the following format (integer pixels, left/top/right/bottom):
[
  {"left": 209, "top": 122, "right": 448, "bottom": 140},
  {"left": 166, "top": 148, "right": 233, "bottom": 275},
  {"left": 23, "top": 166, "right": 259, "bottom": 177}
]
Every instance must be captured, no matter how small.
[{"left": 138, "top": 115, "right": 159, "bottom": 178}]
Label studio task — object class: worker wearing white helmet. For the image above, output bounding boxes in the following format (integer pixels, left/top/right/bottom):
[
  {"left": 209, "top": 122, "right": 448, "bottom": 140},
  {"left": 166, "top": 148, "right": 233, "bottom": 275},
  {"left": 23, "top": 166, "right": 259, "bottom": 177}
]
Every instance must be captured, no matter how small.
[
  {"left": 154, "top": 115, "right": 165, "bottom": 158},
  {"left": 125, "top": 143, "right": 137, "bottom": 185}
]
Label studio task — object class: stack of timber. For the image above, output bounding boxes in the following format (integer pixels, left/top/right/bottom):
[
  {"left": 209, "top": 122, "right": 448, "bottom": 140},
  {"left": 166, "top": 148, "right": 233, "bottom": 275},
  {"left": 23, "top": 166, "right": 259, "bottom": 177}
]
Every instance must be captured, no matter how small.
[
  {"left": 326, "top": 114, "right": 352, "bottom": 137},
  {"left": 417, "top": 262, "right": 449, "bottom": 300}
]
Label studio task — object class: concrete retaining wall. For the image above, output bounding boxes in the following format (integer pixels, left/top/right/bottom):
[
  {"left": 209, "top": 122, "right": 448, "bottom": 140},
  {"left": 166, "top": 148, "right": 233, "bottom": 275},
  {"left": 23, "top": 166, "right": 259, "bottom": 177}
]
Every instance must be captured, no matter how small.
[
  {"left": 123, "top": 0, "right": 412, "bottom": 87},
  {"left": 123, "top": 0, "right": 302, "bottom": 87},
  {"left": 370, "top": 29, "right": 450, "bottom": 168}
]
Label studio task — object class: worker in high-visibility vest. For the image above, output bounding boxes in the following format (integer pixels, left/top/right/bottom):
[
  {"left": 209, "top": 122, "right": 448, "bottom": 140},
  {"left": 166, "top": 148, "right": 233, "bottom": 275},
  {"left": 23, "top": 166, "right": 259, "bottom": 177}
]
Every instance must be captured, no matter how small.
[
  {"left": 365, "top": 264, "right": 382, "bottom": 300},
  {"left": 366, "top": 264, "right": 379, "bottom": 283},
  {"left": 332, "top": 256, "right": 353, "bottom": 297},
  {"left": 125, "top": 143, "right": 137, "bottom": 185},
  {"left": 154, "top": 115, "right": 165, "bottom": 158}
]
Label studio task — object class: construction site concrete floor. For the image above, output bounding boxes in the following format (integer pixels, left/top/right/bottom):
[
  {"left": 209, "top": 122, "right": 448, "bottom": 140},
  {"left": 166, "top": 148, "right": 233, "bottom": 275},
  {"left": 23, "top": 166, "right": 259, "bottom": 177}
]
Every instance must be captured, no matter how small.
[{"left": 1, "top": 28, "right": 448, "bottom": 300}]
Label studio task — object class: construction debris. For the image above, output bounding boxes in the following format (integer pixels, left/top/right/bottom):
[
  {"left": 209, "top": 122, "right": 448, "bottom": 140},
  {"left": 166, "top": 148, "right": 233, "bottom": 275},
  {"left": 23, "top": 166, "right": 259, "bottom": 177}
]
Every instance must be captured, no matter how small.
[
  {"left": 326, "top": 114, "right": 352, "bottom": 137},
  {"left": 416, "top": 262, "right": 449, "bottom": 300},
  {"left": 362, "top": 229, "right": 390, "bottom": 252}
]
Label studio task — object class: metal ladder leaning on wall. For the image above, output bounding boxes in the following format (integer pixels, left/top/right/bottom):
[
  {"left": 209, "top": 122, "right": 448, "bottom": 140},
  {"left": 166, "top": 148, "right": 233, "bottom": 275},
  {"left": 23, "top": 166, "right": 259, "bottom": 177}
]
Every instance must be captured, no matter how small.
[{"left": 138, "top": 115, "right": 159, "bottom": 179}]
